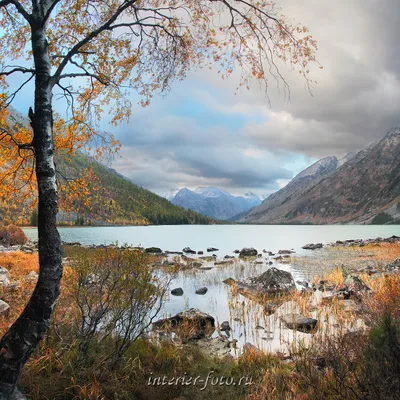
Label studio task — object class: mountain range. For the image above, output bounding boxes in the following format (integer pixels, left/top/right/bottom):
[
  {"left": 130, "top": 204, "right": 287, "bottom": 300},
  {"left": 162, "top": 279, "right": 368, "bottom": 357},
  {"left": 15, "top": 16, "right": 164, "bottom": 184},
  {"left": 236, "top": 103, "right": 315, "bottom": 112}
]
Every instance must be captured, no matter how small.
[
  {"left": 239, "top": 127, "right": 400, "bottom": 224},
  {"left": 168, "top": 186, "right": 262, "bottom": 220}
]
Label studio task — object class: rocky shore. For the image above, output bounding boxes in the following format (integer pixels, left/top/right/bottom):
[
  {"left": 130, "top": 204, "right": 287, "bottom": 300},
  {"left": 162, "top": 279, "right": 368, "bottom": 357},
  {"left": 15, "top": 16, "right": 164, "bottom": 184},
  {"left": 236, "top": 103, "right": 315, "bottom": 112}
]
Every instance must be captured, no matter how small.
[{"left": 1, "top": 235, "right": 399, "bottom": 359}]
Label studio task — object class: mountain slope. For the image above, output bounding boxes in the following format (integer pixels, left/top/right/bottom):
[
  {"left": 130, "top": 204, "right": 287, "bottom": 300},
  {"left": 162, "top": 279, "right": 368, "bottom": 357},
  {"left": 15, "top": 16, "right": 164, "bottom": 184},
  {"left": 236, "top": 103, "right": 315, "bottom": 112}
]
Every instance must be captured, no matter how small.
[
  {"left": 55, "top": 153, "right": 218, "bottom": 226},
  {"left": 239, "top": 156, "right": 342, "bottom": 223},
  {"left": 171, "top": 186, "right": 262, "bottom": 220},
  {"left": 0, "top": 107, "right": 216, "bottom": 226},
  {"left": 240, "top": 128, "right": 400, "bottom": 224}
]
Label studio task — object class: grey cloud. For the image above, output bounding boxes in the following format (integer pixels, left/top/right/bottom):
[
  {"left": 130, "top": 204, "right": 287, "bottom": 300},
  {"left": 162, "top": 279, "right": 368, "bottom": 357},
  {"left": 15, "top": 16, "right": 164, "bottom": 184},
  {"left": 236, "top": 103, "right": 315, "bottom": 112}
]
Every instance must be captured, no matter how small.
[{"left": 110, "top": 0, "right": 400, "bottom": 194}]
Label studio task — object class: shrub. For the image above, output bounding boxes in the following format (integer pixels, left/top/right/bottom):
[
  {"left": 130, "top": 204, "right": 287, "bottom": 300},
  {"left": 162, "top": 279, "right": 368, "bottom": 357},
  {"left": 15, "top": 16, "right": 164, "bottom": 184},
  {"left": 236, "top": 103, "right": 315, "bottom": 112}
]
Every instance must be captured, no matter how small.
[
  {"left": 64, "top": 246, "right": 173, "bottom": 366},
  {"left": 0, "top": 224, "right": 28, "bottom": 246}
]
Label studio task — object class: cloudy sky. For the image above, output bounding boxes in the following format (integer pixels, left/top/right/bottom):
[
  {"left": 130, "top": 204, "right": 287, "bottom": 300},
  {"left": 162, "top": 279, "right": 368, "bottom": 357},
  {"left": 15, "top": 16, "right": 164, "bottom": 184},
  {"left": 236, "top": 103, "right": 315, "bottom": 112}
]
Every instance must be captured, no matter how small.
[{"left": 11, "top": 0, "right": 400, "bottom": 198}]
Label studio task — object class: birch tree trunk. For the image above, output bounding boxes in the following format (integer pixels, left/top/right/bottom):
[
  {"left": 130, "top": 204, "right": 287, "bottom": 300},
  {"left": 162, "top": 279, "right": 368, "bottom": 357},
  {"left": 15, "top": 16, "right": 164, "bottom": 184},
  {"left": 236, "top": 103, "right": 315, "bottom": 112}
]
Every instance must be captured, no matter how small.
[{"left": 0, "top": 2, "right": 63, "bottom": 398}]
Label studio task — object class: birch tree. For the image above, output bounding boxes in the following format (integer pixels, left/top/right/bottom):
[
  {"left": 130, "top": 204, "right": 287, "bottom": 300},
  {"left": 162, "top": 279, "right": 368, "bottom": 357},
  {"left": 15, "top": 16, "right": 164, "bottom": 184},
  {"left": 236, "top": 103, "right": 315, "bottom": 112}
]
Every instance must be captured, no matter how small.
[{"left": 0, "top": 0, "right": 317, "bottom": 397}]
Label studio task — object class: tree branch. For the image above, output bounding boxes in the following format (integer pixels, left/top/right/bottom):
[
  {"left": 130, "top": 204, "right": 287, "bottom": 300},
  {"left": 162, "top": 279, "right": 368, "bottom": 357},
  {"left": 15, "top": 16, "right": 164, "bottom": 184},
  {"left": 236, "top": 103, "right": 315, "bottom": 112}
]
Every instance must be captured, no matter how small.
[
  {"left": 51, "top": 0, "right": 138, "bottom": 86},
  {"left": 0, "top": 66, "right": 35, "bottom": 77},
  {"left": 42, "top": 0, "right": 64, "bottom": 27},
  {"left": 0, "top": 0, "right": 31, "bottom": 23}
]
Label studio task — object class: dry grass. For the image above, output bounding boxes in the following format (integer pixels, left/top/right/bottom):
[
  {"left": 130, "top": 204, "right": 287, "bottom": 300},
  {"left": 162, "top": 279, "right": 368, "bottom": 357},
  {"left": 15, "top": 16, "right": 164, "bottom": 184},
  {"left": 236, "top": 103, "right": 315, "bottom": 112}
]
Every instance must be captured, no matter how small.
[{"left": 1, "top": 242, "right": 399, "bottom": 400}]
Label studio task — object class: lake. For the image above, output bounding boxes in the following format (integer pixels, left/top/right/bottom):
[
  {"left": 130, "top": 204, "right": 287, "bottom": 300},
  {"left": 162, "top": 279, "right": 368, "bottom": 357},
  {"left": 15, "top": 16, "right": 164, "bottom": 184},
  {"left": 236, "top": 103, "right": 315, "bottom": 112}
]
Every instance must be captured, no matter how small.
[
  {"left": 23, "top": 224, "right": 400, "bottom": 255},
  {"left": 23, "top": 225, "right": 400, "bottom": 354}
]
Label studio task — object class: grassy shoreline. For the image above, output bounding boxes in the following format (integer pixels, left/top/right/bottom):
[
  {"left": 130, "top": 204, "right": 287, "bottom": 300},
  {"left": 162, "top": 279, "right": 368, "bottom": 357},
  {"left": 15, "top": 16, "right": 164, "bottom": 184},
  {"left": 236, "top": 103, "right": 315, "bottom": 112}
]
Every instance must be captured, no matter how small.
[{"left": 0, "top": 239, "right": 399, "bottom": 399}]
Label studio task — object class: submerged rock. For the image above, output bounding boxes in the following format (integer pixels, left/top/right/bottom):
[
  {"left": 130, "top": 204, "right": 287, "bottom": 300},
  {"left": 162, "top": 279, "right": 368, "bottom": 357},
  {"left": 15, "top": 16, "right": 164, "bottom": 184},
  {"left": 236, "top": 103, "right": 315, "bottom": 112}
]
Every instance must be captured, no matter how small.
[{"left": 281, "top": 314, "right": 318, "bottom": 332}]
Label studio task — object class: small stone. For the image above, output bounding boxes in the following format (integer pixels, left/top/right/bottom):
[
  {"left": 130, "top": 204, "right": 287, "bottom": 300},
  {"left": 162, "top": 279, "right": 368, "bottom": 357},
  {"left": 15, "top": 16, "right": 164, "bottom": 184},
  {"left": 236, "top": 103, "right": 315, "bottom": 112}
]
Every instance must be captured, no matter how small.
[
  {"left": 207, "top": 247, "right": 219, "bottom": 252},
  {"left": 25, "top": 271, "right": 39, "bottom": 282},
  {"left": 0, "top": 300, "right": 10, "bottom": 316},
  {"left": 195, "top": 287, "right": 208, "bottom": 295},
  {"left": 220, "top": 321, "right": 231, "bottom": 331},
  {"left": 182, "top": 247, "right": 196, "bottom": 254},
  {"left": 0, "top": 267, "right": 10, "bottom": 286},
  {"left": 171, "top": 288, "right": 184, "bottom": 296},
  {"left": 278, "top": 250, "right": 294, "bottom": 255},
  {"left": 145, "top": 247, "right": 163, "bottom": 254}
]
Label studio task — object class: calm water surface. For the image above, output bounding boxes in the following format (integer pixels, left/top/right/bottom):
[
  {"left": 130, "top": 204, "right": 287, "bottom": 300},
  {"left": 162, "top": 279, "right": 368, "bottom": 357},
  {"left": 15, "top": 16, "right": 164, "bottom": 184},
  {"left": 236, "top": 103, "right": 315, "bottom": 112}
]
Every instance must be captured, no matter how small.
[
  {"left": 23, "top": 225, "right": 400, "bottom": 255},
  {"left": 23, "top": 225, "right": 400, "bottom": 353}
]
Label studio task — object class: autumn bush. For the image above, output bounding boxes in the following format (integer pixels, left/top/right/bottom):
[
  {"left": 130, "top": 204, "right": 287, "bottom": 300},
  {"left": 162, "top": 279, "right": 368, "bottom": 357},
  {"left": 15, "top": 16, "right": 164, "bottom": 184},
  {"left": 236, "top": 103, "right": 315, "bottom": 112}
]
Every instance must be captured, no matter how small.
[{"left": 0, "top": 224, "right": 28, "bottom": 246}]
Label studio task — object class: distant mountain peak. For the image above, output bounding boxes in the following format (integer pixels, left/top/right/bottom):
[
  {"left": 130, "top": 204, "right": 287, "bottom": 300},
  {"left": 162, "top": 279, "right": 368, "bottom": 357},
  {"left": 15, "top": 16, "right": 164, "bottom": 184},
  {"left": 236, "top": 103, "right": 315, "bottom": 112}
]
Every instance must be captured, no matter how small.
[
  {"left": 171, "top": 186, "right": 262, "bottom": 220},
  {"left": 194, "top": 186, "right": 229, "bottom": 198}
]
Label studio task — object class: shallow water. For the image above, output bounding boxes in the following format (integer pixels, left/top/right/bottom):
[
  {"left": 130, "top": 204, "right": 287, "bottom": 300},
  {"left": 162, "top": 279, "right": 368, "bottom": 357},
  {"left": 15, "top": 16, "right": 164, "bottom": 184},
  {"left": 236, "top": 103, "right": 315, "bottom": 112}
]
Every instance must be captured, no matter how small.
[{"left": 24, "top": 225, "right": 399, "bottom": 354}]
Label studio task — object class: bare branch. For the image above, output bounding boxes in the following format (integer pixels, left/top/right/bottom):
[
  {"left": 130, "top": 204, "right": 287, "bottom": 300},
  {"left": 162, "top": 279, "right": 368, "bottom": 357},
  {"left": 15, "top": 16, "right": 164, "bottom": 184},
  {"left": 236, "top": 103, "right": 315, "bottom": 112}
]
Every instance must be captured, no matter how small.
[{"left": 0, "top": 66, "right": 35, "bottom": 77}]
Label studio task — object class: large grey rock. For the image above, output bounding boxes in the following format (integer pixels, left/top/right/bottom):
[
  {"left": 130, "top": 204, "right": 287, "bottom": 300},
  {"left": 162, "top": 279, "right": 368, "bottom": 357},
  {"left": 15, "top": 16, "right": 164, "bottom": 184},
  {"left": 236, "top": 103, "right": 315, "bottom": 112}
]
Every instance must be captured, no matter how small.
[
  {"left": 344, "top": 274, "right": 371, "bottom": 293},
  {"left": 0, "top": 300, "right": 10, "bottom": 316},
  {"left": 153, "top": 309, "right": 215, "bottom": 340},
  {"left": 281, "top": 314, "right": 318, "bottom": 332},
  {"left": 0, "top": 266, "right": 10, "bottom": 286},
  {"left": 239, "top": 248, "right": 258, "bottom": 258},
  {"left": 238, "top": 267, "right": 296, "bottom": 295}
]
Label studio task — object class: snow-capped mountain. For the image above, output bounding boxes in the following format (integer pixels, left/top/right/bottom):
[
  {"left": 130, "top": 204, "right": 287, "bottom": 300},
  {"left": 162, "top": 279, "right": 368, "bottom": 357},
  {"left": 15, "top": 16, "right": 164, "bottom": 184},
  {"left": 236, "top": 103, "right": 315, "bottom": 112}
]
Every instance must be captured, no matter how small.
[
  {"left": 240, "top": 128, "right": 400, "bottom": 224},
  {"left": 170, "top": 186, "right": 262, "bottom": 220}
]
